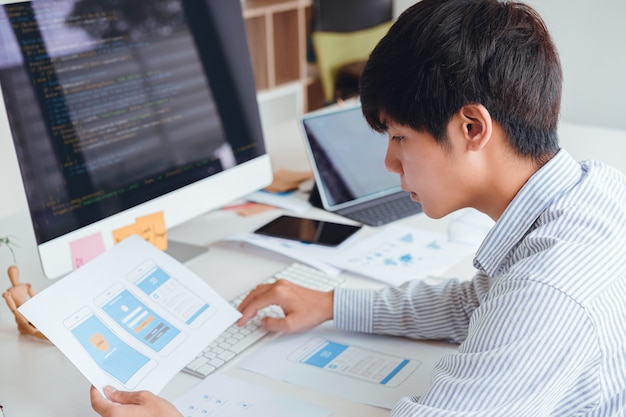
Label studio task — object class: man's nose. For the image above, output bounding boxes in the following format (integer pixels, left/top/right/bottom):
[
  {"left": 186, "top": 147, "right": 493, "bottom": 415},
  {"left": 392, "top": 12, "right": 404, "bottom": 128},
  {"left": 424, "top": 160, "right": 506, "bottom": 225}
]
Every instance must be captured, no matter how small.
[{"left": 384, "top": 144, "right": 401, "bottom": 174}]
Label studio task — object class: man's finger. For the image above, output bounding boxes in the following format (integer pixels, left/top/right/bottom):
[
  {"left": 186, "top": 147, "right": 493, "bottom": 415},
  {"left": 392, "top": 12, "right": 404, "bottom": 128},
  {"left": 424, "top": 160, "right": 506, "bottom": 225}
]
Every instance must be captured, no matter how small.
[
  {"left": 237, "top": 283, "right": 274, "bottom": 312},
  {"left": 236, "top": 283, "right": 283, "bottom": 326},
  {"left": 236, "top": 297, "right": 270, "bottom": 326},
  {"left": 90, "top": 386, "right": 112, "bottom": 414},
  {"left": 103, "top": 386, "right": 148, "bottom": 405},
  {"left": 262, "top": 315, "right": 292, "bottom": 332}
]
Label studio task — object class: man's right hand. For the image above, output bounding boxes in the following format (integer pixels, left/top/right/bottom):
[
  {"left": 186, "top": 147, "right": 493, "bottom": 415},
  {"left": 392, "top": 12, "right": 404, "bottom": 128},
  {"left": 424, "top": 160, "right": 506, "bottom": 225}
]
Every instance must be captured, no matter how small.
[{"left": 237, "top": 279, "right": 334, "bottom": 333}]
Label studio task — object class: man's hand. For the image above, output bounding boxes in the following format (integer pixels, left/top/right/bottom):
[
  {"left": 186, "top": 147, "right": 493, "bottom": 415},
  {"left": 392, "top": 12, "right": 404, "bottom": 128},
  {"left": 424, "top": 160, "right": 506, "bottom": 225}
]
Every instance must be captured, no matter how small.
[
  {"left": 90, "top": 386, "right": 183, "bottom": 417},
  {"left": 237, "top": 279, "right": 334, "bottom": 333}
]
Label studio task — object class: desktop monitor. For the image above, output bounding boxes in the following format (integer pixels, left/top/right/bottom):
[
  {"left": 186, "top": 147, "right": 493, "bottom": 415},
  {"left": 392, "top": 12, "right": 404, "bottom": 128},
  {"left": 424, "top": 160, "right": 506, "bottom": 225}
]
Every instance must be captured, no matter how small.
[{"left": 0, "top": 0, "right": 273, "bottom": 279}]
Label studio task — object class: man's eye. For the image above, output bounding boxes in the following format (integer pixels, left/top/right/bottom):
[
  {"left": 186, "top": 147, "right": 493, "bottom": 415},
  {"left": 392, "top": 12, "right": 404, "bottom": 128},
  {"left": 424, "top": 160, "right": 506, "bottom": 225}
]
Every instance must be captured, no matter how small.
[{"left": 391, "top": 135, "right": 405, "bottom": 142}]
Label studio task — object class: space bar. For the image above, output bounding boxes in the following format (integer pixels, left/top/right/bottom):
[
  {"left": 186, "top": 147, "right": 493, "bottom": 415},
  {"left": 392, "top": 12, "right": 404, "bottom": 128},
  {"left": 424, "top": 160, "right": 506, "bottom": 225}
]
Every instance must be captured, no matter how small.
[{"left": 229, "top": 326, "right": 271, "bottom": 353}]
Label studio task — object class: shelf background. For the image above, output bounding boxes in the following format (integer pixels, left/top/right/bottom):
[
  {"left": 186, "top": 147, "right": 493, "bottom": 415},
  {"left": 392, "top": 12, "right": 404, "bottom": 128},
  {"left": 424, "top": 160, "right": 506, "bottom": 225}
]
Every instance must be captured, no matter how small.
[{"left": 242, "top": 0, "right": 325, "bottom": 113}]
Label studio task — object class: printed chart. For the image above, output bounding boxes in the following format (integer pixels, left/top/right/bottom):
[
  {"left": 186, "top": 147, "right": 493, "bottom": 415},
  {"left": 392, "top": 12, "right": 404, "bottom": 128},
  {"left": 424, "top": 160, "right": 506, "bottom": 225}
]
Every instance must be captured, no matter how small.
[{"left": 326, "top": 225, "right": 476, "bottom": 286}]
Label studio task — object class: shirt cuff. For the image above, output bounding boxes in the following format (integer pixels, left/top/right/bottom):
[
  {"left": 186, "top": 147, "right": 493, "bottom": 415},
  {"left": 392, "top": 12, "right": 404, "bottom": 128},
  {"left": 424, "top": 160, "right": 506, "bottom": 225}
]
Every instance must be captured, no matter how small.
[{"left": 333, "top": 287, "right": 375, "bottom": 333}]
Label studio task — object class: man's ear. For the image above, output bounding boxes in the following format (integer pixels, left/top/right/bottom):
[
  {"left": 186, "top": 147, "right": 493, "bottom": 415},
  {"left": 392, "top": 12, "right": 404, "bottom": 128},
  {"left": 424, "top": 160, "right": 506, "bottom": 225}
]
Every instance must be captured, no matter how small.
[{"left": 458, "top": 104, "right": 492, "bottom": 151}]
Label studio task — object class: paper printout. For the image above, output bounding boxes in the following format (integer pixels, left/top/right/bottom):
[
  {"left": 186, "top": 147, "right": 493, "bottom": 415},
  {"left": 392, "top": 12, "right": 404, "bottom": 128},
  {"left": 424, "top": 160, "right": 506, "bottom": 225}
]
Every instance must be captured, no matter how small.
[
  {"left": 238, "top": 323, "right": 458, "bottom": 409},
  {"left": 446, "top": 207, "right": 494, "bottom": 246},
  {"left": 233, "top": 221, "right": 480, "bottom": 287},
  {"left": 19, "top": 235, "right": 240, "bottom": 394},
  {"left": 324, "top": 225, "right": 476, "bottom": 286},
  {"left": 228, "top": 232, "right": 342, "bottom": 276},
  {"left": 173, "top": 373, "right": 332, "bottom": 417}
]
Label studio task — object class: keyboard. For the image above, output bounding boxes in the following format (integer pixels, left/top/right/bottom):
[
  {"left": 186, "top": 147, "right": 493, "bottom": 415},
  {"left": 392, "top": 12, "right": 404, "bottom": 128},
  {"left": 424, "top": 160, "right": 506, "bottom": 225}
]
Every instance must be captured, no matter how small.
[
  {"left": 341, "top": 193, "right": 423, "bottom": 227},
  {"left": 182, "top": 262, "right": 344, "bottom": 378}
]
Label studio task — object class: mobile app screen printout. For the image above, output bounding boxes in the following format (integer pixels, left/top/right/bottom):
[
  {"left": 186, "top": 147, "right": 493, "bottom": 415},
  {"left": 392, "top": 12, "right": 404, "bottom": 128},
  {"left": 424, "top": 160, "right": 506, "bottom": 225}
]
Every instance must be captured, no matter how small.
[
  {"left": 129, "top": 262, "right": 212, "bottom": 328},
  {"left": 288, "top": 337, "right": 421, "bottom": 387},
  {"left": 64, "top": 307, "right": 152, "bottom": 385},
  {"left": 99, "top": 287, "right": 182, "bottom": 353}
]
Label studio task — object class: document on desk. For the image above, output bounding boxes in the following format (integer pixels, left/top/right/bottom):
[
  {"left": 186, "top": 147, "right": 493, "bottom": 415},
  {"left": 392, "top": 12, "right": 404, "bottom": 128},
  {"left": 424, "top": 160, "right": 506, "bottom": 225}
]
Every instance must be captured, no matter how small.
[
  {"left": 228, "top": 232, "right": 342, "bottom": 276},
  {"left": 324, "top": 224, "right": 477, "bottom": 286},
  {"left": 19, "top": 235, "right": 240, "bottom": 395},
  {"left": 232, "top": 223, "right": 478, "bottom": 287},
  {"left": 238, "top": 322, "right": 458, "bottom": 409},
  {"left": 173, "top": 373, "right": 332, "bottom": 417}
]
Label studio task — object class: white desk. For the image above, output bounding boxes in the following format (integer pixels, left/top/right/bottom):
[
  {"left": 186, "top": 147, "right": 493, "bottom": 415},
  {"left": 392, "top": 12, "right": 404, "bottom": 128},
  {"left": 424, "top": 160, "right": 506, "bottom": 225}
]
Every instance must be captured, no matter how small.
[
  {"left": 0, "top": 120, "right": 624, "bottom": 417},
  {"left": 0, "top": 203, "right": 469, "bottom": 417}
]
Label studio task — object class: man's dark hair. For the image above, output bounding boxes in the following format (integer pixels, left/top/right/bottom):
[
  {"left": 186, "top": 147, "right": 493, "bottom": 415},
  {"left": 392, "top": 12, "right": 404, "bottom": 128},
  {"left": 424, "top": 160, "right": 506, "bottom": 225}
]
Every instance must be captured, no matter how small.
[{"left": 360, "top": 0, "right": 562, "bottom": 161}]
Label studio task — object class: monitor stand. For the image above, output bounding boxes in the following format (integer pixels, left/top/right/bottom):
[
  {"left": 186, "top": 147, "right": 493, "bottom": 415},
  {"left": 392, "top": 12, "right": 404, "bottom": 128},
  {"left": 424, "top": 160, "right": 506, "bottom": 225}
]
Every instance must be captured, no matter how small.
[{"left": 165, "top": 240, "right": 210, "bottom": 264}]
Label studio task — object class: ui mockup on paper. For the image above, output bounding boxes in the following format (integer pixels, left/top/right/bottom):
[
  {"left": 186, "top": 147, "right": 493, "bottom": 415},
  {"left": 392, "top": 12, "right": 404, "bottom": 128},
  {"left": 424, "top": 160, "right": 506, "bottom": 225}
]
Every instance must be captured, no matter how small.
[{"left": 20, "top": 235, "right": 241, "bottom": 395}]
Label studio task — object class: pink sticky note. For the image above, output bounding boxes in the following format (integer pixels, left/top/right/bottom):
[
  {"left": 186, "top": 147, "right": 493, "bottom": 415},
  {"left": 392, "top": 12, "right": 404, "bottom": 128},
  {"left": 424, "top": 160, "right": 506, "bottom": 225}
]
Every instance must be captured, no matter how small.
[{"left": 70, "top": 233, "right": 106, "bottom": 270}]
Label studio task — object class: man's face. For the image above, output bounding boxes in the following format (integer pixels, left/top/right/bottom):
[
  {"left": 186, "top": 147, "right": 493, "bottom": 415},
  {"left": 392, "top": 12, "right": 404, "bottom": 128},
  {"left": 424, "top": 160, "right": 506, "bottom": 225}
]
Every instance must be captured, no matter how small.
[{"left": 383, "top": 121, "right": 474, "bottom": 219}]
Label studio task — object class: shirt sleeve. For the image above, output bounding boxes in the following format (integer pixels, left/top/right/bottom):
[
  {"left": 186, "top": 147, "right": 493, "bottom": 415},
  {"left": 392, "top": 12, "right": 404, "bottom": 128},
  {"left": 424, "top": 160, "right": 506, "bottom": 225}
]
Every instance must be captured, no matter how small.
[
  {"left": 334, "top": 271, "right": 491, "bottom": 343},
  {"left": 390, "top": 278, "right": 601, "bottom": 416}
]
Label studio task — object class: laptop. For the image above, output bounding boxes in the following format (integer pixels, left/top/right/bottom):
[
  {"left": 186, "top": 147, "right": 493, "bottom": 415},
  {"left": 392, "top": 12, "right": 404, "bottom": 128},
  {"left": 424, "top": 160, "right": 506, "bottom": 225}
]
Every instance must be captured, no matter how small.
[{"left": 300, "top": 104, "right": 423, "bottom": 226}]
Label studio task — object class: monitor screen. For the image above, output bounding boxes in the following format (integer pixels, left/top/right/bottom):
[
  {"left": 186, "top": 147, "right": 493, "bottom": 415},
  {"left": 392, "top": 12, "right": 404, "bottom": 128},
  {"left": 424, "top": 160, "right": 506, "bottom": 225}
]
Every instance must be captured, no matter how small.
[{"left": 0, "top": 0, "right": 273, "bottom": 278}]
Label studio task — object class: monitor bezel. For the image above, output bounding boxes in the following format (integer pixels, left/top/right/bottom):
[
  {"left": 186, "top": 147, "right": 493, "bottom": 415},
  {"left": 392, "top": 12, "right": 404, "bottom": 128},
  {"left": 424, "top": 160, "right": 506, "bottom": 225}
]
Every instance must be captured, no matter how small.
[{"left": 37, "top": 154, "right": 272, "bottom": 279}]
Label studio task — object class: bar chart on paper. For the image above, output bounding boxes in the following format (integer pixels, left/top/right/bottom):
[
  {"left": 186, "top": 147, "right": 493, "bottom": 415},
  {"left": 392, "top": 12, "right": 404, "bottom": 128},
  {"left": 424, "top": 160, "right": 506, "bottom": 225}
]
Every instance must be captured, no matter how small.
[{"left": 325, "top": 225, "right": 476, "bottom": 286}]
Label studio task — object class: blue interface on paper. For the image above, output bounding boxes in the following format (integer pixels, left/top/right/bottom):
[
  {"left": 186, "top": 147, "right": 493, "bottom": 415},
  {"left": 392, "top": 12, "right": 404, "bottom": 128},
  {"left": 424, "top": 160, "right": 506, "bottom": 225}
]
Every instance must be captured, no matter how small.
[
  {"left": 102, "top": 289, "right": 180, "bottom": 352},
  {"left": 71, "top": 314, "right": 150, "bottom": 383}
]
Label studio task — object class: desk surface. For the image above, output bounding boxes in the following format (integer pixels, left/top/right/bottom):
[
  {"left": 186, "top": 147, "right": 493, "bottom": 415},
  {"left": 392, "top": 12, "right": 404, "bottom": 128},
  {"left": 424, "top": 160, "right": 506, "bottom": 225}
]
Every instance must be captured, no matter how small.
[
  {"left": 1, "top": 119, "right": 625, "bottom": 417},
  {"left": 0, "top": 205, "right": 469, "bottom": 417}
]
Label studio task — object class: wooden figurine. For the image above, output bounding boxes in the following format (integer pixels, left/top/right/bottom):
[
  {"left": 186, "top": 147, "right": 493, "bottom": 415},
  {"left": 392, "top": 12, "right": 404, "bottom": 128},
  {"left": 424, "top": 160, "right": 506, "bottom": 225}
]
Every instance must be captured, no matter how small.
[{"left": 2, "top": 265, "right": 48, "bottom": 340}]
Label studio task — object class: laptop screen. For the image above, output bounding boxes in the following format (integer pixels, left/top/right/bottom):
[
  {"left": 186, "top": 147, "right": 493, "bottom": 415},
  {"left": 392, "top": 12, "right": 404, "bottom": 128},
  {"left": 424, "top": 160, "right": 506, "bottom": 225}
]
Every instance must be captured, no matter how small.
[{"left": 301, "top": 105, "right": 401, "bottom": 210}]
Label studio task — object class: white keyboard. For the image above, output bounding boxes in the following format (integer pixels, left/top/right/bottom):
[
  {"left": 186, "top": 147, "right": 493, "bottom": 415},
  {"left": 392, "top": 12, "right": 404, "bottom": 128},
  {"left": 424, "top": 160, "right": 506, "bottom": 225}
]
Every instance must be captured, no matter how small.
[{"left": 182, "top": 262, "right": 344, "bottom": 378}]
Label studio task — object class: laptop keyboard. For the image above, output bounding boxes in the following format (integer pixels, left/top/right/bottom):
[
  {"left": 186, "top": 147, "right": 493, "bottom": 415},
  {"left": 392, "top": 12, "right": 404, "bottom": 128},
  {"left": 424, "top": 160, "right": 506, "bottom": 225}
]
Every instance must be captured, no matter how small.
[
  {"left": 345, "top": 194, "right": 423, "bottom": 226},
  {"left": 182, "top": 262, "right": 344, "bottom": 378}
]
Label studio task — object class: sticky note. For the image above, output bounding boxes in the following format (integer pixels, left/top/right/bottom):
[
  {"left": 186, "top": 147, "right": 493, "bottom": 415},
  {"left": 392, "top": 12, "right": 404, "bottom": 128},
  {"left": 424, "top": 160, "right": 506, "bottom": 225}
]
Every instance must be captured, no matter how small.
[
  {"left": 112, "top": 211, "right": 168, "bottom": 251},
  {"left": 135, "top": 212, "right": 168, "bottom": 250},
  {"left": 112, "top": 223, "right": 139, "bottom": 245},
  {"left": 70, "top": 232, "right": 106, "bottom": 270}
]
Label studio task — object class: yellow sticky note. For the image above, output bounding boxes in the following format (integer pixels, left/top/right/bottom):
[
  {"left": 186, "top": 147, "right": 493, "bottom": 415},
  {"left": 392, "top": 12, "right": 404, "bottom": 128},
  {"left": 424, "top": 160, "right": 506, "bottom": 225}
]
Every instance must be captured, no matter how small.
[
  {"left": 111, "top": 211, "right": 168, "bottom": 251},
  {"left": 112, "top": 223, "right": 139, "bottom": 245},
  {"left": 135, "top": 212, "right": 168, "bottom": 251}
]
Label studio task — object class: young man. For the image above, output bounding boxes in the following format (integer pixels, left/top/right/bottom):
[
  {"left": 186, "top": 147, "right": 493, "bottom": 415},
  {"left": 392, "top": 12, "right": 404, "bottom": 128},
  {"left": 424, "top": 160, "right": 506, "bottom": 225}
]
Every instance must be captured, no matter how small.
[{"left": 91, "top": 0, "right": 626, "bottom": 415}]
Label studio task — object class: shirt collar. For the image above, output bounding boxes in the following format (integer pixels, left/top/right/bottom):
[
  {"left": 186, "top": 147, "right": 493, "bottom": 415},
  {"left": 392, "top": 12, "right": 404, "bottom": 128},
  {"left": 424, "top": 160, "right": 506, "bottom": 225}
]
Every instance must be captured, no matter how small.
[{"left": 473, "top": 149, "right": 584, "bottom": 277}]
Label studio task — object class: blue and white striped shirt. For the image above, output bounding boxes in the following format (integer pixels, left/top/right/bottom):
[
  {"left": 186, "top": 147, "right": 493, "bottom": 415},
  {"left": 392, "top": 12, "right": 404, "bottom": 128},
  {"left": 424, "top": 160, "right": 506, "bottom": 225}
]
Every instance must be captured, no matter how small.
[{"left": 334, "top": 149, "right": 626, "bottom": 416}]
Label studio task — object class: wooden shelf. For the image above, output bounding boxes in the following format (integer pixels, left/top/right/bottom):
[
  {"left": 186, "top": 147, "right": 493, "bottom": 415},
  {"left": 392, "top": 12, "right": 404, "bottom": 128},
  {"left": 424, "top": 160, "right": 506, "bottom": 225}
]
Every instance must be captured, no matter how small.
[{"left": 242, "top": 0, "right": 322, "bottom": 112}]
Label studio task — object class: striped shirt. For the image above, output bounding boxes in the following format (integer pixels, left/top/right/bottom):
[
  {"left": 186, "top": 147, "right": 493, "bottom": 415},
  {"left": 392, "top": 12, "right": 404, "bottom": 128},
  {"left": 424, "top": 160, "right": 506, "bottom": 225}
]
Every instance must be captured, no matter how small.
[{"left": 333, "top": 149, "right": 626, "bottom": 416}]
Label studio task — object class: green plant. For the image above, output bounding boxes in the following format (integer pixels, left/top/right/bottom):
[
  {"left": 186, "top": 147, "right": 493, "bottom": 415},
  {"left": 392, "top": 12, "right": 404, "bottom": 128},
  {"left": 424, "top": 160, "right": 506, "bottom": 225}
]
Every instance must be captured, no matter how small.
[{"left": 0, "top": 235, "right": 18, "bottom": 265}]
